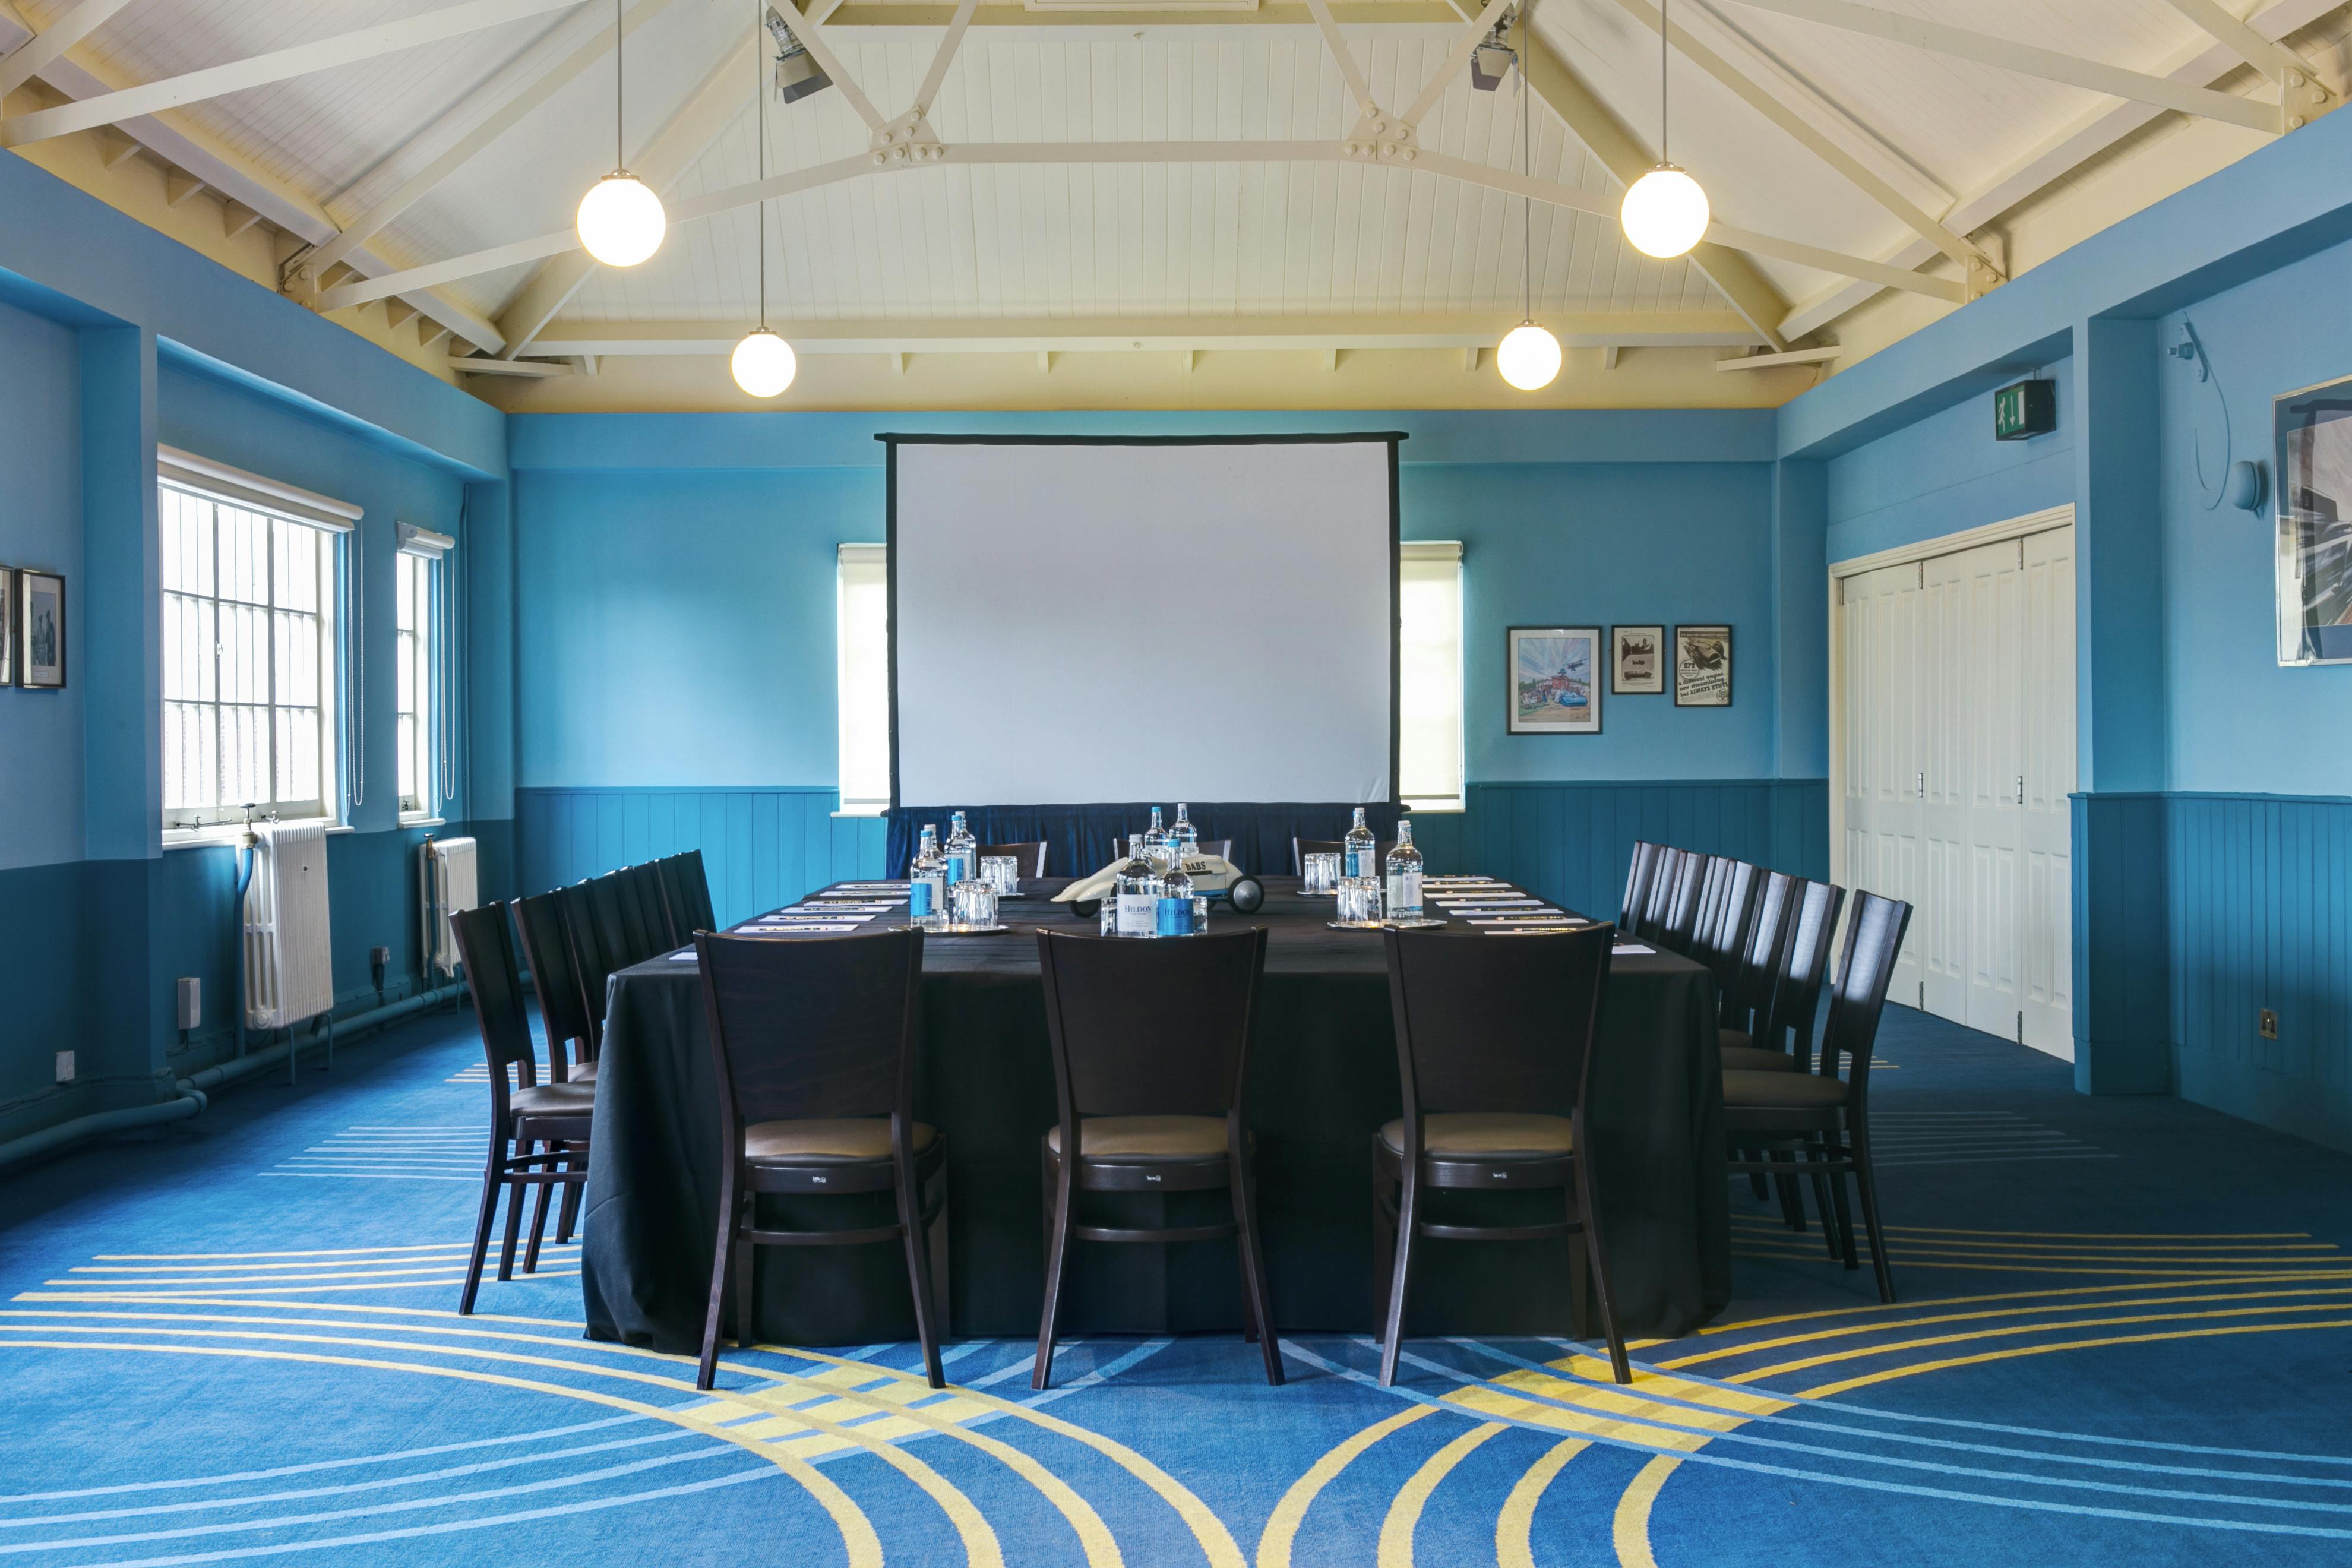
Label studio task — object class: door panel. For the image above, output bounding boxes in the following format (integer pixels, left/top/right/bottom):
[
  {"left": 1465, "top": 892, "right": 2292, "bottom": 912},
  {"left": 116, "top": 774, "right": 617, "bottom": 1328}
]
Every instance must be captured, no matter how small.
[
  {"left": 1920, "top": 550, "right": 1970, "bottom": 1021},
  {"left": 2020, "top": 527, "right": 2077, "bottom": 1058},
  {"left": 1961, "top": 540, "right": 2025, "bottom": 1039}
]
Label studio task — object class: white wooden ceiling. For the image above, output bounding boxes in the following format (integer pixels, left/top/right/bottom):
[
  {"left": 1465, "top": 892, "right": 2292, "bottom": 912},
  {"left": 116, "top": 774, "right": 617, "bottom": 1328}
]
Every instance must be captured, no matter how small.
[{"left": 5, "top": 0, "right": 2344, "bottom": 391}]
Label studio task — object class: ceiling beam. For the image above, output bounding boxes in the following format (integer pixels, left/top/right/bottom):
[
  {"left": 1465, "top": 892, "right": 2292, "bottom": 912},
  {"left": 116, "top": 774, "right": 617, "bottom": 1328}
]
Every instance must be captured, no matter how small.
[
  {"left": 527, "top": 309, "right": 1767, "bottom": 355},
  {"left": 2162, "top": 0, "right": 2334, "bottom": 99},
  {"left": 488, "top": 29, "right": 764, "bottom": 354},
  {"left": 308, "top": 0, "right": 683, "bottom": 278},
  {"left": 0, "top": 0, "right": 133, "bottom": 100},
  {"left": 1716, "top": 344, "right": 1839, "bottom": 369},
  {"left": 1396, "top": 0, "right": 1513, "bottom": 129},
  {"left": 1607, "top": 0, "right": 2000, "bottom": 283},
  {"left": 1301, "top": 0, "right": 1381, "bottom": 118},
  {"left": 0, "top": 0, "right": 591, "bottom": 149},
  {"left": 1778, "top": 0, "right": 2343, "bottom": 337},
  {"left": 911, "top": 0, "right": 981, "bottom": 116},
  {"left": 0, "top": 2, "right": 507, "bottom": 353},
  {"left": 1718, "top": 0, "right": 2284, "bottom": 134},
  {"left": 822, "top": 3, "right": 1462, "bottom": 21},
  {"left": 774, "top": 0, "right": 887, "bottom": 132},
  {"left": 1454, "top": 0, "right": 1794, "bottom": 349}
]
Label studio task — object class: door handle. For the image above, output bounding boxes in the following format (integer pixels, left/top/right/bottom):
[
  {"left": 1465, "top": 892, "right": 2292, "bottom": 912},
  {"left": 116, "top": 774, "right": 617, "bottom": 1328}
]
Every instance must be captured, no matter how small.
[
  {"left": 2016, "top": 774, "right": 2025, "bottom": 805},
  {"left": 1915, "top": 771, "right": 1924, "bottom": 799}
]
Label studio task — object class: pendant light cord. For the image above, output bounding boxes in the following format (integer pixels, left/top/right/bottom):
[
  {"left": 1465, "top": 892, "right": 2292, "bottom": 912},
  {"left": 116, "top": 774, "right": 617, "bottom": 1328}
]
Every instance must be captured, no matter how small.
[
  {"left": 1659, "top": 0, "right": 1670, "bottom": 165},
  {"left": 1518, "top": 5, "right": 1530, "bottom": 324},
  {"left": 614, "top": 0, "right": 625, "bottom": 170},
  {"left": 755, "top": 0, "right": 768, "bottom": 331}
]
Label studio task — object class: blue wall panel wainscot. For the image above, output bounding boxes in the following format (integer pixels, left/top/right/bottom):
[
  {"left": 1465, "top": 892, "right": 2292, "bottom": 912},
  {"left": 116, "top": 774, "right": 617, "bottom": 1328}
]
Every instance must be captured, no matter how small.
[{"left": 516, "top": 787, "right": 888, "bottom": 930}]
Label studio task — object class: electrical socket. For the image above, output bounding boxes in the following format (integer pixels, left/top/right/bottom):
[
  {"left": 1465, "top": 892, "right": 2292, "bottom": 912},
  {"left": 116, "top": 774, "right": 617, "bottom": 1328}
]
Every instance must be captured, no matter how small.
[
  {"left": 2259, "top": 1007, "right": 2279, "bottom": 1040},
  {"left": 54, "top": 1051, "right": 74, "bottom": 1083}
]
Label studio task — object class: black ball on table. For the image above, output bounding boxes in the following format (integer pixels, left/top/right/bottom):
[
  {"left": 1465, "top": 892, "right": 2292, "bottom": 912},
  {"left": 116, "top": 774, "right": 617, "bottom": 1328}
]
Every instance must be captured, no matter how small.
[
  {"left": 1070, "top": 897, "right": 1101, "bottom": 919},
  {"left": 1226, "top": 877, "right": 1264, "bottom": 914}
]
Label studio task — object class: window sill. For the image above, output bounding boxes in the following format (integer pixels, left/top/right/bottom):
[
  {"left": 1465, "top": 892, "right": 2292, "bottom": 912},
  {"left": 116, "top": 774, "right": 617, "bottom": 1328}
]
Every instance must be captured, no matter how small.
[
  {"left": 1402, "top": 801, "right": 1468, "bottom": 815},
  {"left": 399, "top": 814, "right": 448, "bottom": 829},
  {"left": 832, "top": 807, "right": 889, "bottom": 819},
  {"left": 163, "top": 820, "right": 353, "bottom": 851}
]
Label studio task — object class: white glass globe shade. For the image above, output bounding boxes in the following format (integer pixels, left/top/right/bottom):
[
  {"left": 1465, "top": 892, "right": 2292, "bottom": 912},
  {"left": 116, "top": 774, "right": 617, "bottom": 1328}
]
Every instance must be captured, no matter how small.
[
  {"left": 576, "top": 173, "right": 666, "bottom": 267},
  {"left": 1496, "top": 323, "right": 1562, "bottom": 392},
  {"left": 731, "top": 329, "right": 798, "bottom": 398},
  {"left": 1620, "top": 165, "right": 1709, "bottom": 260}
]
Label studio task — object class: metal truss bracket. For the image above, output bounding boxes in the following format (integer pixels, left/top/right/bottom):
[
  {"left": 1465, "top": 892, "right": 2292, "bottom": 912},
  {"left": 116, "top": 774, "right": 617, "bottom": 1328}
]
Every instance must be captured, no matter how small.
[
  {"left": 2282, "top": 65, "right": 2335, "bottom": 132},
  {"left": 871, "top": 109, "right": 944, "bottom": 166},
  {"left": 1343, "top": 111, "right": 1418, "bottom": 164}
]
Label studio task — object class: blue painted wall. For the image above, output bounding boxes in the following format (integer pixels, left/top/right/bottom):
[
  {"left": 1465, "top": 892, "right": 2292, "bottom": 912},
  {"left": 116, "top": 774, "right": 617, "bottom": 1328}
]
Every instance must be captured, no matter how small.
[{"left": 0, "top": 298, "right": 85, "bottom": 871}]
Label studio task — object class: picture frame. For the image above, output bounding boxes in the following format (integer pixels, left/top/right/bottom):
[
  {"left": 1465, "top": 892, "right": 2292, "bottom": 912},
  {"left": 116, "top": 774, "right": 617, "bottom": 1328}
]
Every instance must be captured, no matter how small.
[
  {"left": 2274, "top": 371, "right": 2352, "bottom": 665},
  {"left": 1674, "top": 624, "right": 1731, "bottom": 707},
  {"left": 0, "top": 566, "right": 12, "bottom": 687},
  {"left": 1611, "top": 624, "right": 1664, "bottom": 695},
  {"left": 1507, "top": 625, "right": 1602, "bottom": 735},
  {"left": 18, "top": 570, "right": 65, "bottom": 690}
]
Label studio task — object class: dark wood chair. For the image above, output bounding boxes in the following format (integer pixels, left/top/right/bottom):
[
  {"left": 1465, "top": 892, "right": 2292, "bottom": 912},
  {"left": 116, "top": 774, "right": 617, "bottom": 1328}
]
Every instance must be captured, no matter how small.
[
  {"left": 1658, "top": 852, "right": 1711, "bottom": 954},
  {"left": 655, "top": 856, "right": 697, "bottom": 943},
  {"left": 625, "top": 861, "right": 679, "bottom": 950},
  {"left": 692, "top": 926, "right": 947, "bottom": 1392},
  {"left": 451, "top": 902, "right": 595, "bottom": 1313},
  {"left": 1639, "top": 847, "right": 1686, "bottom": 937},
  {"left": 1620, "top": 842, "right": 1662, "bottom": 935},
  {"left": 1699, "top": 859, "right": 1765, "bottom": 1004},
  {"left": 1721, "top": 878, "right": 1845, "bottom": 1074},
  {"left": 587, "top": 872, "right": 646, "bottom": 968},
  {"left": 509, "top": 890, "right": 602, "bottom": 1253},
  {"left": 1723, "top": 890, "right": 1912, "bottom": 1303},
  {"left": 670, "top": 849, "right": 719, "bottom": 931},
  {"left": 1292, "top": 836, "right": 1395, "bottom": 877},
  {"left": 1033, "top": 925, "right": 1280, "bottom": 1390},
  {"left": 977, "top": 841, "right": 1049, "bottom": 877},
  {"left": 558, "top": 880, "right": 617, "bottom": 1056},
  {"left": 1375, "top": 923, "right": 1627, "bottom": 1386}
]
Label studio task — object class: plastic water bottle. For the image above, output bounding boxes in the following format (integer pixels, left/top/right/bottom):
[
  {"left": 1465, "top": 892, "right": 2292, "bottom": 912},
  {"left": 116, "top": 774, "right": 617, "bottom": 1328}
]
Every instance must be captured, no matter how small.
[
  {"left": 910, "top": 826, "right": 947, "bottom": 930},
  {"left": 1342, "top": 807, "right": 1377, "bottom": 881},
  {"left": 1115, "top": 837, "right": 1164, "bottom": 937},
  {"left": 1159, "top": 850, "right": 1195, "bottom": 935},
  {"left": 945, "top": 811, "right": 978, "bottom": 886},
  {"left": 1384, "top": 820, "right": 1424, "bottom": 921},
  {"left": 1140, "top": 806, "right": 1169, "bottom": 872},
  {"left": 1172, "top": 802, "right": 1200, "bottom": 864}
]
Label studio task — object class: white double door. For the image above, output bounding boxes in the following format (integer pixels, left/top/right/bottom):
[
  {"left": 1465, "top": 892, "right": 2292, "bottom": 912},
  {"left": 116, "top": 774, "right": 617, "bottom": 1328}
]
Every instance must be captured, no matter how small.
[{"left": 1838, "top": 524, "right": 2075, "bottom": 1058}]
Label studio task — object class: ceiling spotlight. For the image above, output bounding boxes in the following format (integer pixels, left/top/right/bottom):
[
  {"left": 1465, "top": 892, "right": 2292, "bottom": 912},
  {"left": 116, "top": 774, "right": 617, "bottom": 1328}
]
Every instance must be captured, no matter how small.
[
  {"left": 732, "top": 328, "right": 798, "bottom": 397},
  {"left": 1497, "top": 323, "right": 1562, "bottom": 392},
  {"left": 1471, "top": 9, "right": 1517, "bottom": 91},
  {"left": 1620, "top": 0, "right": 1707, "bottom": 260},
  {"left": 764, "top": 5, "right": 833, "bottom": 103},
  {"left": 577, "top": 0, "right": 665, "bottom": 267}
]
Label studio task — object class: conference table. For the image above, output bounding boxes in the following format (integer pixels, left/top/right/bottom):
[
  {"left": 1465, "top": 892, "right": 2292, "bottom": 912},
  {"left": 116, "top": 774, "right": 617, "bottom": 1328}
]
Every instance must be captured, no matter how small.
[{"left": 578, "top": 877, "right": 1731, "bottom": 1354}]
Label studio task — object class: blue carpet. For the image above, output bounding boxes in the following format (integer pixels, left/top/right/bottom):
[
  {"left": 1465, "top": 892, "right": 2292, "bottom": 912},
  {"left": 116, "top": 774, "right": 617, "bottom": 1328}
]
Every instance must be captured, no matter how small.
[{"left": 5, "top": 1002, "right": 2352, "bottom": 1566}]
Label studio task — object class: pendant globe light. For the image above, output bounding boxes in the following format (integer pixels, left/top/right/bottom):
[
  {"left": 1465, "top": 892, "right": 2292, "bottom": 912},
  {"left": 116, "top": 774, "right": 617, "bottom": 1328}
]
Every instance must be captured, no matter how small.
[
  {"left": 732, "top": 0, "right": 796, "bottom": 397},
  {"left": 576, "top": 0, "right": 666, "bottom": 267},
  {"left": 1620, "top": 0, "right": 1709, "bottom": 260},
  {"left": 1496, "top": 11, "right": 1559, "bottom": 393}
]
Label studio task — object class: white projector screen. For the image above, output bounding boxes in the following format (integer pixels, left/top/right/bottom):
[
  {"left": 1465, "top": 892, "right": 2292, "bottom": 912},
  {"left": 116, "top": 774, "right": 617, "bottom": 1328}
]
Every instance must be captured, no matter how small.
[{"left": 889, "top": 435, "right": 1399, "bottom": 807}]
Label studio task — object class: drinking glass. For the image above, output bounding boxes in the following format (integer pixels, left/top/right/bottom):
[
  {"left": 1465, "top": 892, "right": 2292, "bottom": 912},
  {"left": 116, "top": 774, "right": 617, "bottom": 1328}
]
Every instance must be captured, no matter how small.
[
  {"left": 981, "top": 856, "right": 1019, "bottom": 894},
  {"left": 1303, "top": 852, "right": 1341, "bottom": 894},
  {"left": 1099, "top": 899, "right": 1118, "bottom": 936},
  {"left": 1191, "top": 896, "right": 1209, "bottom": 932},
  {"left": 950, "top": 879, "right": 998, "bottom": 928},
  {"left": 1336, "top": 876, "right": 1381, "bottom": 925}
]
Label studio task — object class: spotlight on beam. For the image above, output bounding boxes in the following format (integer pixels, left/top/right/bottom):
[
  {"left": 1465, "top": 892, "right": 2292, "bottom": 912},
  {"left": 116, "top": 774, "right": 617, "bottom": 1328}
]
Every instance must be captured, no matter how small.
[
  {"left": 764, "top": 5, "right": 833, "bottom": 104},
  {"left": 1470, "top": 13, "right": 1518, "bottom": 92}
]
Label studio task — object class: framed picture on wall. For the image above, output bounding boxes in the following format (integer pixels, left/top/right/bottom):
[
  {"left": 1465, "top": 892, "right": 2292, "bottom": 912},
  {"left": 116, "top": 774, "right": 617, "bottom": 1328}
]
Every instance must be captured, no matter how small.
[
  {"left": 1507, "top": 625, "right": 1602, "bottom": 735},
  {"left": 1611, "top": 625, "right": 1664, "bottom": 694},
  {"left": 2275, "top": 371, "right": 2352, "bottom": 664},
  {"left": 18, "top": 570, "right": 64, "bottom": 690},
  {"left": 1674, "top": 624, "right": 1731, "bottom": 707},
  {"left": 0, "top": 567, "right": 12, "bottom": 687}
]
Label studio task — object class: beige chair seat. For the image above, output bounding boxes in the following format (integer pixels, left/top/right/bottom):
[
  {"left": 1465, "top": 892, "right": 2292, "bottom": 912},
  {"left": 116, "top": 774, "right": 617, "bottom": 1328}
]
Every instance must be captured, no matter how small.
[
  {"left": 1379, "top": 1111, "right": 1573, "bottom": 1159},
  {"left": 511, "top": 1082, "right": 597, "bottom": 1117},
  {"left": 1046, "top": 1115, "right": 1228, "bottom": 1161},
  {"left": 745, "top": 1117, "right": 938, "bottom": 1164},
  {"left": 1720, "top": 1047, "right": 1802, "bottom": 1074},
  {"left": 566, "top": 1056, "right": 600, "bottom": 1085},
  {"left": 1721, "top": 1070, "right": 1849, "bottom": 1110}
]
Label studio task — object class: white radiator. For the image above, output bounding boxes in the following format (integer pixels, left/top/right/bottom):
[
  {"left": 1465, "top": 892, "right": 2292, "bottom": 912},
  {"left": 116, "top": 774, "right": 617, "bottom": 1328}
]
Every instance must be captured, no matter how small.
[
  {"left": 422, "top": 836, "right": 478, "bottom": 979},
  {"left": 244, "top": 820, "right": 335, "bottom": 1029}
]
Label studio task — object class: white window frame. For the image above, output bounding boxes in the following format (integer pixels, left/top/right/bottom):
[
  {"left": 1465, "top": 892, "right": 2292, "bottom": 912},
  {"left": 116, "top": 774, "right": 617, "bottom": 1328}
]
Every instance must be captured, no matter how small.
[
  {"left": 396, "top": 522, "right": 455, "bottom": 824},
  {"left": 836, "top": 543, "right": 890, "bottom": 817},
  {"left": 1399, "top": 540, "right": 1466, "bottom": 814},
  {"left": 157, "top": 448, "right": 356, "bottom": 837}
]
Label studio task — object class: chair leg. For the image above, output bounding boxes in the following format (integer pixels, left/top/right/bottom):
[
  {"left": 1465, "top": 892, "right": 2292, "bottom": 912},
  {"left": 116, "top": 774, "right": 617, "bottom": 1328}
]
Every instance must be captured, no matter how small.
[
  {"left": 1849, "top": 1120, "right": 1896, "bottom": 1304},
  {"left": 1828, "top": 1160, "right": 1858, "bottom": 1273},
  {"left": 459, "top": 1133, "right": 504, "bottom": 1316},
  {"left": 1746, "top": 1153, "right": 1770, "bottom": 1202},
  {"left": 897, "top": 1158, "right": 946, "bottom": 1390},
  {"left": 1231, "top": 1149, "right": 1284, "bottom": 1387},
  {"left": 1033, "top": 1153, "right": 1077, "bottom": 1392},
  {"left": 927, "top": 1171, "right": 953, "bottom": 1335},
  {"left": 555, "top": 1159, "right": 582, "bottom": 1245},
  {"left": 496, "top": 1167, "right": 527, "bottom": 1282},
  {"left": 696, "top": 1165, "right": 738, "bottom": 1392},
  {"left": 1573, "top": 1166, "right": 1632, "bottom": 1386},
  {"left": 1806, "top": 1143, "right": 1844, "bottom": 1263},
  {"left": 1772, "top": 1150, "right": 1805, "bottom": 1232},
  {"left": 1370, "top": 1158, "right": 1397, "bottom": 1324},
  {"left": 733, "top": 1231, "right": 755, "bottom": 1350},
  {"left": 1377, "top": 1169, "right": 1420, "bottom": 1388},
  {"left": 523, "top": 1145, "right": 555, "bottom": 1274}
]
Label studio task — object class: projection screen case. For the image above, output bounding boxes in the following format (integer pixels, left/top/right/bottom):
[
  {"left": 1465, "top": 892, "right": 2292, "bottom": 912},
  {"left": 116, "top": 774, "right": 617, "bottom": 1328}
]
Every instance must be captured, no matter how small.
[{"left": 886, "top": 434, "right": 1402, "bottom": 809}]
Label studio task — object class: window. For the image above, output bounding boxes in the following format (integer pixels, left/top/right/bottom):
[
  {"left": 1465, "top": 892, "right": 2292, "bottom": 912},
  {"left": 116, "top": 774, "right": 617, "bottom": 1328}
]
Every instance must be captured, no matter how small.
[
  {"left": 159, "top": 460, "right": 348, "bottom": 829},
  {"left": 395, "top": 523, "right": 454, "bottom": 819},
  {"left": 1399, "top": 540, "right": 1465, "bottom": 813},
  {"left": 837, "top": 543, "right": 890, "bottom": 815}
]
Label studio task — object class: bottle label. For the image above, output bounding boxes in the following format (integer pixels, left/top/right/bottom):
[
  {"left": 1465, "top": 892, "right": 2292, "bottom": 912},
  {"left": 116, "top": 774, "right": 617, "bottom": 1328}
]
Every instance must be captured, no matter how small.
[
  {"left": 944, "top": 856, "right": 966, "bottom": 887},
  {"left": 1156, "top": 896, "right": 1194, "bottom": 937},
  {"left": 1116, "top": 893, "right": 1158, "bottom": 937},
  {"left": 911, "top": 877, "right": 941, "bottom": 917},
  {"left": 1386, "top": 871, "right": 1422, "bottom": 915},
  {"left": 1345, "top": 846, "right": 1368, "bottom": 879}
]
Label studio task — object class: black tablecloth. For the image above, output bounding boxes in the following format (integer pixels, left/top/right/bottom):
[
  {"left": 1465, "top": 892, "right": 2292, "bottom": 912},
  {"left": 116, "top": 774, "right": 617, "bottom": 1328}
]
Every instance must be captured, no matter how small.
[{"left": 578, "top": 880, "right": 1730, "bottom": 1352}]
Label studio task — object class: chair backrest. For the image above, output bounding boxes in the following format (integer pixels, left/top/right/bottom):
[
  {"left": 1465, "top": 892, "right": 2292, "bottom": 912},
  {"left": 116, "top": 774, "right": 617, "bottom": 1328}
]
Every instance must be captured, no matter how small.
[
  {"left": 624, "top": 862, "right": 677, "bottom": 950},
  {"left": 1766, "top": 879, "right": 1847, "bottom": 1068},
  {"left": 1701, "top": 859, "right": 1765, "bottom": 991},
  {"left": 1640, "top": 848, "right": 1684, "bottom": 937},
  {"left": 1692, "top": 857, "right": 1731, "bottom": 957},
  {"left": 655, "top": 857, "right": 695, "bottom": 939},
  {"left": 449, "top": 901, "right": 538, "bottom": 1116},
  {"left": 1620, "top": 842, "right": 1662, "bottom": 934},
  {"left": 671, "top": 849, "right": 718, "bottom": 931},
  {"left": 1660, "top": 852, "right": 1711, "bottom": 953},
  {"left": 695, "top": 927, "right": 925, "bottom": 1149},
  {"left": 1292, "top": 837, "right": 1396, "bottom": 876},
  {"left": 1035, "top": 927, "right": 1268, "bottom": 1123},
  {"left": 978, "top": 841, "right": 1049, "bottom": 877},
  {"left": 1383, "top": 925, "right": 1613, "bottom": 1133},
  {"left": 586, "top": 872, "right": 643, "bottom": 969},
  {"left": 1816, "top": 890, "right": 1912, "bottom": 1108},
  {"left": 557, "top": 880, "right": 615, "bottom": 1050},
  {"left": 511, "top": 891, "right": 592, "bottom": 1080},
  {"left": 1726, "top": 871, "right": 1800, "bottom": 1031}
]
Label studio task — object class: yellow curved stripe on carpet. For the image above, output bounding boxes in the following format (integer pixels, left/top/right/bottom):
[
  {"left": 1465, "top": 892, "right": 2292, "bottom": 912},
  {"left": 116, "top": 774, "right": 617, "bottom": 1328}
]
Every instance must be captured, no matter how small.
[
  {"left": 1376, "top": 1423, "right": 1504, "bottom": 1567},
  {"left": 1612, "top": 1456, "right": 1678, "bottom": 1568},
  {"left": 1494, "top": 1438, "right": 1585, "bottom": 1568},
  {"left": 1730, "top": 1248, "right": 2352, "bottom": 1280},
  {"left": 751, "top": 1342, "right": 1246, "bottom": 1568},
  {"left": 1257, "top": 1408, "right": 1436, "bottom": 1568},
  {"left": 1695, "top": 1272, "right": 2352, "bottom": 1335},
  {"left": 1796, "top": 1317, "right": 2352, "bottom": 1398},
  {"left": 0, "top": 1339, "right": 881, "bottom": 1568}
]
